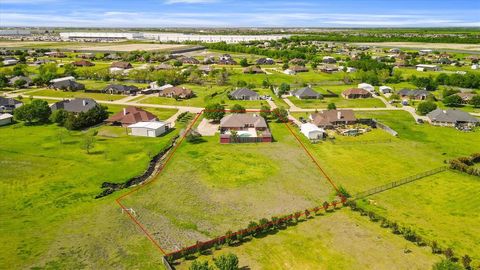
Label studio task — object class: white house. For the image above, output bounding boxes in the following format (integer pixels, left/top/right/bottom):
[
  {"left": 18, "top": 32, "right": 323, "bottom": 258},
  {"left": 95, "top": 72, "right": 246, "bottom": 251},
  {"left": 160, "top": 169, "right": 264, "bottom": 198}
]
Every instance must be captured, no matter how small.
[
  {"left": 50, "top": 76, "right": 76, "bottom": 83},
  {"left": 128, "top": 121, "right": 168, "bottom": 137},
  {"left": 0, "top": 113, "right": 13, "bottom": 126},
  {"left": 472, "top": 64, "right": 479, "bottom": 70},
  {"left": 346, "top": 67, "right": 357, "bottom": 73},
  {"left": 419, "top": 49, "right": 433, "bottom": 55},
  {"left": 146, "top": 82, "right": 173, "bottom": 93},
  {"left": 283, "top": 69, "right": 296, "bottom": 75},
  {"left": 300, "top": 123, "right": 325, "bottom": 140},
  {"left": 379, "top": 86, "right": 393, "bottom": 94},
  {"left": 416, "top": 64, "right": 440, "bottom": 72},
  {"left": 2, "top": 58, "right": 19, "bottom": 66},
  {"left": 358, "top": 83, "right": 375, "bottom": 93}
]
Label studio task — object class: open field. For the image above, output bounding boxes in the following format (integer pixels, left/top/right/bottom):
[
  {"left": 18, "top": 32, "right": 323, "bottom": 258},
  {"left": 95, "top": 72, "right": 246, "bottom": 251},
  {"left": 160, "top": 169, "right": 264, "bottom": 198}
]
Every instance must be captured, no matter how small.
[
  {"left": 28, "top": 89, "right": 126, "bottom": 101},
  {"left": 0, "top": 41, "right": 192, "bottom": 52},
  {"left": 353, "top": 42, "right": 480, "bottom": 52},
  {"left": 122, "top": 120, "right": 337, "bottom": 251},
  {"left": 177, "top": 209, "right": 441, "bottom": 270},
  {"left": 358, "top": 170, "right": 480, "bottom": 261},
  {"left": 0, "top": 119, "right": 183, "bottom": 269}
]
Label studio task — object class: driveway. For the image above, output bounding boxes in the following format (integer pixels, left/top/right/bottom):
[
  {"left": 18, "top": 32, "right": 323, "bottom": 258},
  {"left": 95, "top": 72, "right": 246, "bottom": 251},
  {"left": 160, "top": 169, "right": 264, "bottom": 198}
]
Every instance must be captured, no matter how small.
[{"left": 196, "top": 118, "right": 219, "bottom": 136}]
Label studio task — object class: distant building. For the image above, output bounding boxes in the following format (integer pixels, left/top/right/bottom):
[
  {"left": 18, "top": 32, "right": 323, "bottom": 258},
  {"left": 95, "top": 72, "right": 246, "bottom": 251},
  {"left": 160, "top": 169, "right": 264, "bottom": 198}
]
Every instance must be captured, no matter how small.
[
  {"left": 300, "top": 123, "right": 325, "bottom": 140},
  {"left": 379, "top": 86, "right": 393, "bottom": 94},
  {"left": 358, "top": 83, "right": 375, "bottom": 93},
  {"left": 310, "top": 109, "right": 357, "bottom": 129},
  {"left": 416, "top": 64, "right": 440, "bottom": 72},
  {"left": 0, "top": 113, "right": 13, "bottom": 126},
  {"left": 102, "top": 84, "right": 140, "bottom": 95},
  {"left": 159, "top": 86, "right": 193, "bottom": 99},
  {"left": 290, "top": 87, "right": 322, "bottom": 99},
  {"left": 398, "top": 89, "right": 430, "bottom": 100},
  {"left": 106, "top": 107, "right": 157, "bottom": 127},
  {"left": 427, "top": 109, "right": 479, "bottom": 128},
  {"left": 229, "top": 88, "right": 260, "bottom": 100},
  {"left": 0, "top": 97, "right": 23, "bottom": 113},
  {"left": 128, "top": 121, "right": 168, "bottom": 137},
  {"left": 72, "top": 60, "right": 95, "bottom": 67}
]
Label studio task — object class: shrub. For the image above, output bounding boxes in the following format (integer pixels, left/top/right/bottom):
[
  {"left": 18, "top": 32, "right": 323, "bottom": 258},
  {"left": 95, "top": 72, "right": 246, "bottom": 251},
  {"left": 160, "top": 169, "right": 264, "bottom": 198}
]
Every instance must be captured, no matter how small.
[
  {"left": 417, "top": 101, "right": 437, "bottom": 115},
  {"left": 432, "top": 259, "right": 463, "bottom": 270}
]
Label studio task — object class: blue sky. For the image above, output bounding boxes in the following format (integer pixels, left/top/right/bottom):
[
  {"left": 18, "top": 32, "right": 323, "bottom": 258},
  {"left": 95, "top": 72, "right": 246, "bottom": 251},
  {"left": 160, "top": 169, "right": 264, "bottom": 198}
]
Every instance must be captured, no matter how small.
[{"left": 1, "top": 0, "right": 479, "bottom": 27}]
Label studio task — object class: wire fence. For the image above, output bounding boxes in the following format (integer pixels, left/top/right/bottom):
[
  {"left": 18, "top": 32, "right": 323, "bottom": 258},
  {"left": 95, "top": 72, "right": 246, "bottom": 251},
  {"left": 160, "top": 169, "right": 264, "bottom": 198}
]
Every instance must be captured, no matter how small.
[{"left": 353, "top": 166, "right": 448, "bottom": 199}]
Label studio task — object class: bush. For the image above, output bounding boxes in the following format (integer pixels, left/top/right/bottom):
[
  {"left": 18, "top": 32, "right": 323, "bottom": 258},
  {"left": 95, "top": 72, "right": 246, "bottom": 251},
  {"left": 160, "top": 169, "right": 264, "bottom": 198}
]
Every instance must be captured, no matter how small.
[
  {"left": 63, "top": 105, "right": 108, "bottom": 130},
  {"left": 271, "top": 107, "right": 288, "bottom": 122},
  {"left": 432, "top": 259, "right": 463, "bottom": 270},
  {"left": 443, "top": 95, "right": 463, "bottom": 107},
  {"left": 417, "top": 101, "right": 437, "bottom": 115},
  {"left": 214, "top": 253, "right": 239, "bottom": 270},
  {"left": 14, "top": 99, "right": 51, "bottom": 124}
]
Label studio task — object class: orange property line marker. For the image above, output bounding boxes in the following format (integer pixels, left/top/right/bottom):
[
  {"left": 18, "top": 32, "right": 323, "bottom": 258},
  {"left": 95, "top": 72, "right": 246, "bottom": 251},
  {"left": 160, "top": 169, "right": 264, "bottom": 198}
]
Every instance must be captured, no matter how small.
[{"left": 115, "top": 109, "right": 343, "bottom": 257}]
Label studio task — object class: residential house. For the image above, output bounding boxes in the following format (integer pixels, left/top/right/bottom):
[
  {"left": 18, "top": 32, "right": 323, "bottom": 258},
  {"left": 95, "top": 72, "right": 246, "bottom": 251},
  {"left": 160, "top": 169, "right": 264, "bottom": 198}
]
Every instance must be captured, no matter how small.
[
  {"left": 398, "top": 89, "right": 430, "bottom": 100},
  {"left": 472, "top": 64, "right": 479, "bottom": 70},
  {"left": 318, "top": 64, "right": 339, "bottom": 73},
  {"left": 218, "top": 58, "right": 237, "bottom": 65},
  {"left": 144, "top": 82, "right": 173, "bottom": 94},
  {"left": 283, "top": 69, "right": 296, "bottom": 75},
  {"left": 243, "top": 66, "right": 264, "bottom": 74},
  {"left": 180, "top": 57, "right": 200, "bottom": 64},
  {"left": 45, "top": 52, "right": 66, "bottom": 58},
  {"left": 310, "top": 109, "right": 357, "bottom": 129},
  {"left": 0, "top": 113, "right": 13, "bottom": 126},
  {"left": 105, "top": 106, "right": 157, "bottom": 127},
  {"left": 203, "top": 56, "right": 216, "bottom": 64},
  {"left": 419, "top": 49, "right": 433, "bottom": 55},
  {"left": 342, "top": 88, "right": 372, "bottom": 99},
  {"left": 72, "top": 60, "right": 95, "bottom": 67},
  {"left": 379, "top": 86, "right": 393, "bottom": 94},
  {"left": 49, "top": 80, "right": 85, "bottom": 91},
  {"left": 154, "top": 63, "right": 173, "bottom": 70},
  {"left": 2, "top": 57, "right": 18, "bottom": 66},
  {"left": 0, "top": 97, "right": 23, "bottom": 113},
  {"left": 198, "top": 65, "right": 213, "bottom": 74},
  {"left": 290, "top": 87, "right": 322, "bottom": 99},
  {"left": 128, "top": 121, "right": 168, "bottom": 137},
  {"left": 290, "top": 66, "right": 308, "bottom": 73},
  {"left": 102, "top": 84, "right": 140, "bottom": 95},
  {"left": 50, "top": 76, "right": 76, "bottom": 83},
  {"left": 159, "top": 86, "right": 194, "bottom": 99},
  {"left": 110, "top": 61, "right": 133, "bottom": 73},
  {"left": 300, "top": 123, "right": 325, "bottom": 140},
  {"left": 346, "top": 67, "right": 357, "bottom": 73},
  {"left": 416, "top": 64, "right": 440, "bottom": 72},
  {"left": 358, "top": 83, "right": 375, "bottom": 93},
  {"left": 219, "top": 54, "right": 233, "bottom": 61},
  {"left": 427, "top": 109, "right": 479, "bottom": 128},
  {"left": 256, "top": 58, "right": 275, "bottom": 65},
  {"left": 456, "top": 93, "right": 476, "bottom": 104},
  {"left": 50, "top": 98, "right": 98, "bottom": 113},
  {"left": 229, "top": 88, "right": 260, "bottom": 100},
  {"left": 289, "top": 58, "right": 305, "bottom": 65},
  {"left": 322, "top": 56, "right": 337, "bottom": 64},
  {"left": 9, "top": 76, "right": 32, "bottom": 87},
  {"left": 219, "top": 114, "right": 272, "bottom": 143}
]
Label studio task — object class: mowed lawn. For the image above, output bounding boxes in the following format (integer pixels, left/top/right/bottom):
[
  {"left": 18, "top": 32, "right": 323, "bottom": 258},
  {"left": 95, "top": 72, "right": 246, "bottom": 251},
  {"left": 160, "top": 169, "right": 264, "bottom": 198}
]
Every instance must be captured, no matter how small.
[
  {"left": 123, "top": 122, "right": 337, "bottom": 251},
  {"left": 358, "top": 170, "right": 480, "bottom": 261},
  {"left": 287, "top": 84, "right": 386, "bottom": 109},
  {"left": 177, "top": 209, "right": 441, "bottom": 270},
  {"left": 29, "top": 88, "right": 126, "bottom": 101},
  {"left": 0, "top": 122, "right": 181, "bottom": 269},
  {"left": 289, "top": 110, "right": 480, "bottom": 265}
]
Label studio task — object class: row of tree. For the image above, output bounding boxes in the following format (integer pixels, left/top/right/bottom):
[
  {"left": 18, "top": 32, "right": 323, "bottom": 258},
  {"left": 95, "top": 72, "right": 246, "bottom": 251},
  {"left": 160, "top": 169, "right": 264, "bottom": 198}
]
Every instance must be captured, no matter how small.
[{"left": 449, "top": 153, "right": 480, "bottom": 176}]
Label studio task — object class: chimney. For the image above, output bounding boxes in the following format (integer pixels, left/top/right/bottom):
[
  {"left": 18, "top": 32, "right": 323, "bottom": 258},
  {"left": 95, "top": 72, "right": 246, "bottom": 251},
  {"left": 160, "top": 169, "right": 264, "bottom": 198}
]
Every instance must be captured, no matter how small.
[
  {"left": 123, "top": 108, "right": 127, "bottom": 115},
  {"left": 337, "top": 111, "right": 342, "bottom": 119},
  {"left": 82, "top": 100, "right": 87, "bottom": 106}
]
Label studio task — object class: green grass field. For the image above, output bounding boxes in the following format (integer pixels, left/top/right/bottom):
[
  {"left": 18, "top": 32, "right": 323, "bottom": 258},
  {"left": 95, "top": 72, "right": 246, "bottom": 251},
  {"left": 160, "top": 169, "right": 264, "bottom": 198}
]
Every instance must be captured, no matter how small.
[
  {"left": 28, "top": 89, "right": 126, "bottom": 101},
  {"left": 122, "top": 121, "right": 337, "bottom": 251},
  {"left": 0, "top": 119, "right": 182, "bottom": 269},
  {"left": 177, "top": 209, "right": 441, "bottom": 270}
]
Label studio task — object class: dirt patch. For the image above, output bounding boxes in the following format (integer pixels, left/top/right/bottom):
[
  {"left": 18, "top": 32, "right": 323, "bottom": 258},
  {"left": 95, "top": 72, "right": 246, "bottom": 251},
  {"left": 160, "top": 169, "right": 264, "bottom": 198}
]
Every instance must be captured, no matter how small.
[{"left": 196, "top": 119, "right": 219, "bottom": 136}]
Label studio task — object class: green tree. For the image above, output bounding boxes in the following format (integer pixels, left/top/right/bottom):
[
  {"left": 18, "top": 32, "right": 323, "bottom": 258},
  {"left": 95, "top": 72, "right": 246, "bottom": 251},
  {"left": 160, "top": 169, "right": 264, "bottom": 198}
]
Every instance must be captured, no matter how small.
[
  {"left": 417, "top": 101, "right": 438, "bottom": 115},
  {"left": 432, "top": 259, "right": 463, "bottom": 270},
  {"left": 239, "top": 58, "right": 248, "bottom": 67},
  {"left": 327, "top": 103, "right": 337, "bottom": 110},
  {"left": 81, "top": 134, "right": 95, "bottom": 154},
  {"left": 470, "top": 95, "right": 480, "bottom": 108},
  {"left": 214, "top": 253, "right": 239, "bottom": 270},
  {"left": 230, "top": 104, "right": 246, "bottom": 113},
  {"left": 49, "top": 109, "right": 69, "bottom": 126},
  {"left": 14, "top": 99, "right": 51, "bottom": 124},
  {"left": 63, "top": 63, "right": 76, "bottom": 77},
  {"left": 13, "top": 79, "right": 27, "bottom": 89},
  {"left": 216, "top": 68, "right": 229, "bottom": 86},
  {"left": 204, "top": 103, "right": 225, "bottom": 122},
  {"left": 277, "top": 82, "right": 290, "bottom": 96},
  {"left": 260, "top": 104, "right": 270, "bottom": 119},
  {"left": 411, "top": 76, "right": 438, "bottom": 91},
  {"left": 0, "top": 74, "right": 8, "bottom": 88},
  {"left": 271, "top": 107, "right": 288, "bottom": 122},
  {"left": 443, "top": 95, "right": 463, "bottom": 107}
]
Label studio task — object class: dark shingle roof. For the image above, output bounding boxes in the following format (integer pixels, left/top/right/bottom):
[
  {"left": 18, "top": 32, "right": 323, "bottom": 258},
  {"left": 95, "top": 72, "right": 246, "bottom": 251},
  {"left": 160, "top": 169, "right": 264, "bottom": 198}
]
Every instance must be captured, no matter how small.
[
  {"left": 291, "top": 87, "right": 322, "bottom": 99},
  {"left": 427, "top": 109, "right": 479, "bottom": 124},
  {"left": 230, "top": 88, "right": 259, "bottom": 99},
  {"left": 51, "top": 98, "right": 98, "bottom": 113}
]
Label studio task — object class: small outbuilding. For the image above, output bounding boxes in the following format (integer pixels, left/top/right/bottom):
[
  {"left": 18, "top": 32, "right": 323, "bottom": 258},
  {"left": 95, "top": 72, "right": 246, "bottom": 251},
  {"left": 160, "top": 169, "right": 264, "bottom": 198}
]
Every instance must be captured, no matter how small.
[
  {"left": 0, "top": 113, "right": 13, "bottom": 126},
  {"left": 300, "top": 123, "right": 325, "bottom": 140},
  {"left": 128, "top": 121, "right": 168, "bottom": 137}
]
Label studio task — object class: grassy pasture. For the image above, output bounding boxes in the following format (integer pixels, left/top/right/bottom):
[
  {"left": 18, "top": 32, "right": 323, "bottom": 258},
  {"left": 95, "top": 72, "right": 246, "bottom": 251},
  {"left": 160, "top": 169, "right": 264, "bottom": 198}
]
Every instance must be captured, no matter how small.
[
  {"left": 0, "top": 112, "right": 182, "bottom": 269},
  {"left": 28, "top": 88, "right": 126, "bottom": 101},
  {"left": 122, "top": 121, "right": 337, "bottom": 251},
  {"left": 177, "top": 209, "right": 440, "bottom": 270}
]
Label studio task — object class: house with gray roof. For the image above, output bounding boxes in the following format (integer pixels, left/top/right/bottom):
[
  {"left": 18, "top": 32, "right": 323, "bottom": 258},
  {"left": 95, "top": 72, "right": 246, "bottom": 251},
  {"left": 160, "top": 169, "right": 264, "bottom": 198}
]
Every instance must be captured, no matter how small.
[
  {"left": 49, "top": 80, "right": 85, "bottom": 91},
  {"left": 102, "top": 84, "right": 140, "bottom": 95},
  {"left": 50, "top": 98, "right": 98, "bottom": 113},
  {"left": 229, "top": 88, "right": 260, "bottom": 100},
  {"left": 427, "top": 109, "right": 479, "bottom": 128},
  {"left": 219, "top": 114, "right": 272, "bottom": 143},
  {"left": 9, "top": 76, "right": 33, "bottom": 87},
  {"left": 398, "top": 89, "right": 430, "bottom": 100},
  {"left": 290, "top": 87, "right": 322, "bottom": 99},
  {"left": 0, "top": 97, "right": 23, "bottom": 113}
]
